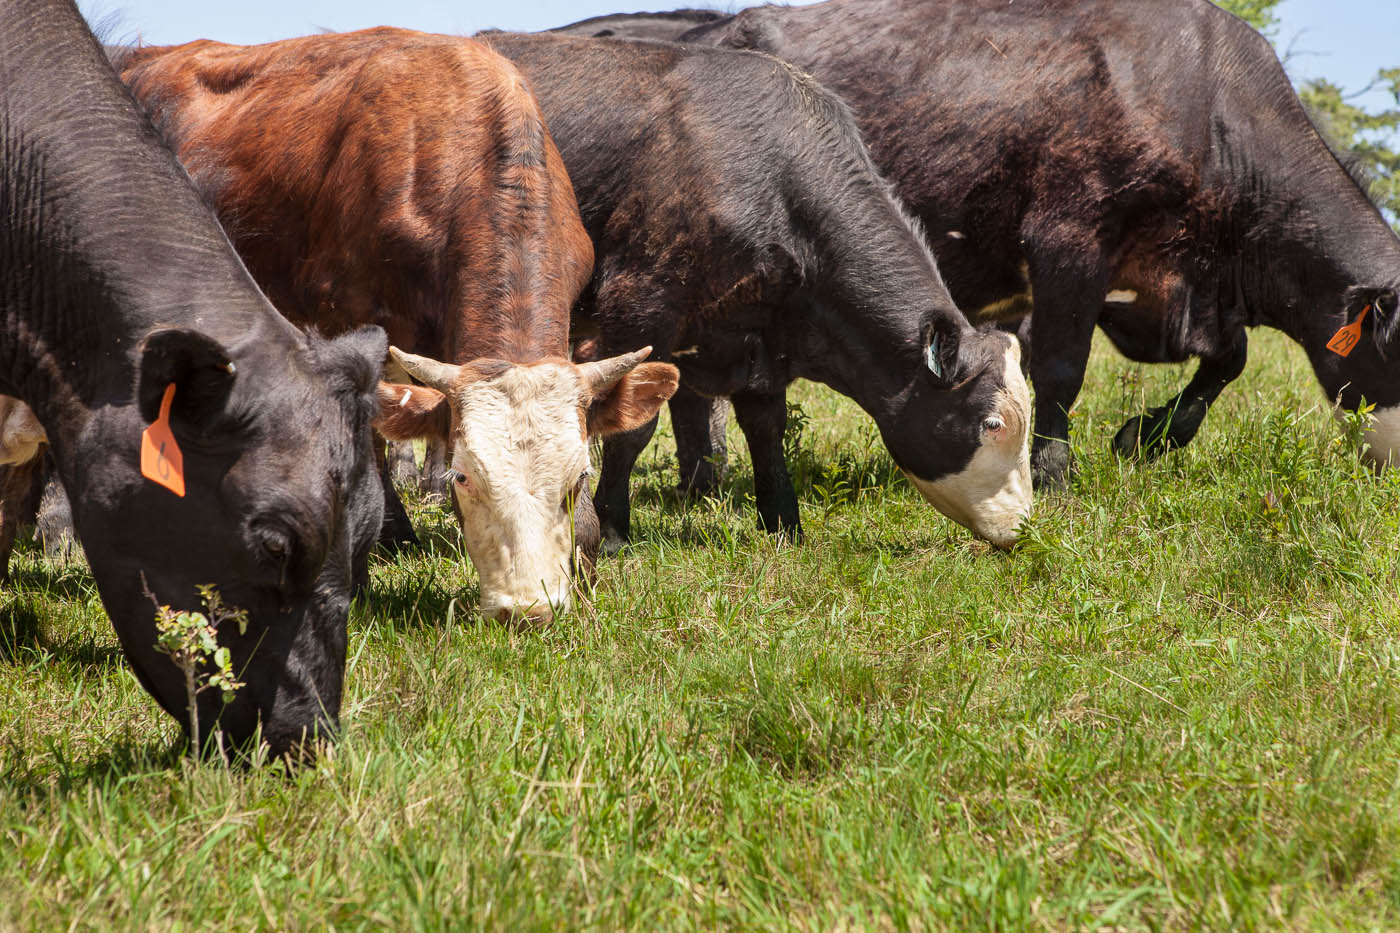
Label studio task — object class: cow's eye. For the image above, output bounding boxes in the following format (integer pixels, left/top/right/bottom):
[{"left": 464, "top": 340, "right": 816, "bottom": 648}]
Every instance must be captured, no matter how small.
[
  {"left": 250, "top": 520, "right": 299, "bottom": 588},
  {"left": 982, "top": 416, "right": 1005, "bottom": 434}
]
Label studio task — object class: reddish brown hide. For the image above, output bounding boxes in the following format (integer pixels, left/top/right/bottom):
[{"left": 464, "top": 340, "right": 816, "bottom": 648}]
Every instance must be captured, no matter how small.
[{"left": 118, "top": 27, "right": 593, "bottom": 368}]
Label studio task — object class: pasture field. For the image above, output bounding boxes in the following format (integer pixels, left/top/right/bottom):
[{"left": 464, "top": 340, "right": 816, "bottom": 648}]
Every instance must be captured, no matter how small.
[{"left": 2, "top": 328, "right": 1400, "bottom": 929}]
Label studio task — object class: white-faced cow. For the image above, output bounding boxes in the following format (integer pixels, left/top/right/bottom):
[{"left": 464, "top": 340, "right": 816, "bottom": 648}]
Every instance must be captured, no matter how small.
[
  {"left": 3, "top": 0, "right": 389, "bottom": 759},
  {"left": 115, "top": 28, "right": 680, "bottom": 624},
  {"left": 484, "top": 33, "right": 1033, "bottom": 548},
  {"left": 556, "top": 0, "right": 1400, "bottom": 488}
]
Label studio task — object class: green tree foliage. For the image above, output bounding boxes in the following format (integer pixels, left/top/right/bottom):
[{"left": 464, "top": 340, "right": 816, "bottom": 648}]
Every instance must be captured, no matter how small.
[
  {"left": 1300, "top": 72, "right": 1400, "bottom": 226},
  {"left": 1214, "top": 0, "right": 1398, "bottom": 228},
  {"left": 1215, "top": 0, "right": 1280, "bottom": 33}
]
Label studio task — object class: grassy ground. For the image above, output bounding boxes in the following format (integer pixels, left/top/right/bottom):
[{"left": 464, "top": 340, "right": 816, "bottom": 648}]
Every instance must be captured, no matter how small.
[{"left": 3, "top": 328, "right": 1400, "bottom": 929}]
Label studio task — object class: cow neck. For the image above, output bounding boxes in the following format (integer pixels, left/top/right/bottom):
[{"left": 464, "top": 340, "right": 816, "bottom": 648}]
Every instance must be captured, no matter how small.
[
  {"left": 1204, "top": 43, "right": 1400, "bottom": 347},
  {"left": 449, "top": 283, "right": 572, "bottom": 367},
  {"left": 782, "top": 156, "right": 962, "bottom": 416},
  {"left": 0, "top": 0, "right": 303, "bottom": 441},
  {"left": 446, "top": 64, "right": 584, "bottom": 370}
]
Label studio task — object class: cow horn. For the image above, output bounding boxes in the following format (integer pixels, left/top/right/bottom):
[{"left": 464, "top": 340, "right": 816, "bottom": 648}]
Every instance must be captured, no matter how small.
[
  {"left": 579, "top": 346, "right": 654, "bottom": 394},
  {"left": 388, "top": 347, "right": 461, "bottom": 393}
]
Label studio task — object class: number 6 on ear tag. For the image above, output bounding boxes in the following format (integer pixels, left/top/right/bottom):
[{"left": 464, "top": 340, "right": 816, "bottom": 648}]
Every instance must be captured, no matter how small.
[{"left": 140, "top": 384, "right": 185, "bottom": 497}]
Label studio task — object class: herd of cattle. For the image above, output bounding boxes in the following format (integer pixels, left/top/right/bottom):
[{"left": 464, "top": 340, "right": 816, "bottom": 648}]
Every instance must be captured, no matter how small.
[{"left": 2, "top": 0, "right": 1397, "bottom": 759}]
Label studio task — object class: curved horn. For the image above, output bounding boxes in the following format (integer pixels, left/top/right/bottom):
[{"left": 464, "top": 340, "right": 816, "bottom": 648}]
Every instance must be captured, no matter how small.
[
  {"left": 388, "top": 346, "right": 462, "bottom": 394},
  {"left": 579, "top": 345, "right": 653, "bottom": 394}
]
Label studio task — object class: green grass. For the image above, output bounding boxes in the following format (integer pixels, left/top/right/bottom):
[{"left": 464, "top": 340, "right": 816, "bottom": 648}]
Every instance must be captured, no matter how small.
[{"left": 4, "top": 329, "right": 1400, "bottom": 928}]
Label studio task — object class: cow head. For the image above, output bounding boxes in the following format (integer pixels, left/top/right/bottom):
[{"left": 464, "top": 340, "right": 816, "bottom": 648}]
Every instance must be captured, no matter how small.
[
  {"left": 1309, "top": 285, "right": 1400, "bottom": 466},
  {"left": 874, "top": 324, "right": 1032, "bottom": 548},
  {"left": 62, "top": 324, "right": 387, "bottom": 760},
  {"left": 376, "top": 347, "right": 679, "bottom": 624},
  {"left": 0, "top": 395, "right": 45, "bottom": 466}
]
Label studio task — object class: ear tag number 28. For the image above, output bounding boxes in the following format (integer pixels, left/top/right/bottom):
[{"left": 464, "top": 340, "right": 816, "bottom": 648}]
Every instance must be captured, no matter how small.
[
  {"left": 1326, "top": 303, "right": 1371, "bottom": 358},
  {"left": 140, "top": 384, "right": 185, "bottom": 497}
]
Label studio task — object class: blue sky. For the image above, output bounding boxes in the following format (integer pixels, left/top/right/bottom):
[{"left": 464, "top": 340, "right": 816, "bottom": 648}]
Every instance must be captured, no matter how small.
[{"left": 84, "top": 0, "right": 1397, "bottom": 111}]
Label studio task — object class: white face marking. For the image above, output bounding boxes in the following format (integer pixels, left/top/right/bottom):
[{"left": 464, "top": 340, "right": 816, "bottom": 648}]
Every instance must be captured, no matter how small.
[
  {"left": 906, "top": 338, "right": 1032, "bottom": 548},
  {"left": 399, "top": 388, "right": 413, "bottom": 407},
  {"left": 1105, "top": 289, "right": 1139, "bottom": 304},
  {"left": 0, "top": 395, "right": 44, "bottom": 466},
  {"left": 448, "top": 364, "right": 591, "bottom": 622},
  {"left": 947, "top": 230, "right": 967, "bottom": 240},
  {"left": 1335, "top": 403, "right": 1400, "bottom": 469}
]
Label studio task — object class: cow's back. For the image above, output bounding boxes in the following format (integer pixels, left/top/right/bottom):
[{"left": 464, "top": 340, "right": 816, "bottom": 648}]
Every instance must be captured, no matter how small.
[
  {"left": 485, "top": 33, "right": 921, "bottom": 328},
  {"left": 120, "top": 29, "right": 593, "bottom": 363},
  {"left": 646, "top": 0, "right": 1337, "bottom": 313}
]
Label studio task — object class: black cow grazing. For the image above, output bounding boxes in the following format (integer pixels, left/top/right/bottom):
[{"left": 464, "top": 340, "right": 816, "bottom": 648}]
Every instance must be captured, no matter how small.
[
  {"left": 2, "top": 0, "right": 388, "bottom": 759},
  {"left": 556, "top": 0, "right": 1400, "bottom": 488},
  {"left": 483, "top": 32, "right": 1032, "bottom": 548}
]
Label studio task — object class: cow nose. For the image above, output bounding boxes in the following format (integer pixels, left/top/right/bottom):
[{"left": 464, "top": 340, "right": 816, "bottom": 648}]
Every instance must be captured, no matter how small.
[{"left": 491, "top": 601, "right": 554, "bottom": 628}]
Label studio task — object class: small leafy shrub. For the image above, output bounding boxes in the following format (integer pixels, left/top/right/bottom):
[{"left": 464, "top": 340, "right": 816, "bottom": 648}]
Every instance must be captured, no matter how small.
[{"left": 151, "top": 583, "right": 248, "bottom": 755}]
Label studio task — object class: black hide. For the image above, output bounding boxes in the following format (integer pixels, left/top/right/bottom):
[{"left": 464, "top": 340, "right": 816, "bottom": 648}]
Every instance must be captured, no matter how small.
[{"left": 1, "top": 0, "right": 386, "bottom": 759}]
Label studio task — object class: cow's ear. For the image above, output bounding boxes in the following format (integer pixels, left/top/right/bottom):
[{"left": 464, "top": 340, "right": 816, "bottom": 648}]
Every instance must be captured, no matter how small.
[
  {"left": 374, "top": 383, "right": 451, "bottom": 442},
  {"left": 137, "top": 328, "right": 237, "bottom": 435},
  {"left": 1356, "top": 287, "right": 1400, "bottom": 355},
  {"left": 587, "top": 362, "right": 680, "bottom": 437},
  {"left": 923, "top": 318, "right": 962, "bottom": 388},
  {"left": 323, "top": 325, "right": 388, "bottom": 396}
]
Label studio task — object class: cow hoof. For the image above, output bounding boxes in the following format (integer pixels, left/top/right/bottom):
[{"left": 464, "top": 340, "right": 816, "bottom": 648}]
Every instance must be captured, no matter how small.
[
  {"left": 1113, "top": 401, "right": 1208, "bottom": 461},
  {"left": 1112, "top": 414, "right": 1153, "bottom": 458},
  {"left": 375, "top": 515, "right": 420, "bottom": 555},
  {"left": 1031, "top": 444, "right": 1072, "bottom": 491},
  {"left": 600, "top": 529, "right": 628, "bottom": 558},
  {"left": 674, "top": 468, "right": 721, "bottom": 500},
  {"left": 1112, "top": 408, "right": 1178, "bottom": 459},
  {"left": 758, "top": 518, "right": 803, "bottom": 545},
  {"left": 36, "top": 478, "right": 79, "bottom": 561}
]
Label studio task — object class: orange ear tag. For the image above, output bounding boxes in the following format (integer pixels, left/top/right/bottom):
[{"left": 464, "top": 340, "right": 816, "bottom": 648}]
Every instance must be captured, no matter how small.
[
  {"left": 140, "top": 384, "right": 185, "bottom": 497},
  {"left": 1326, "top": 304, "right": 1370, "bottom": 358}
]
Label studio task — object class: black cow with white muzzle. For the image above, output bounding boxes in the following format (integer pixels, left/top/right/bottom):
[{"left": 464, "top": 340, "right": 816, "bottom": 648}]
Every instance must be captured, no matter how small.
[
  {"left": 555, "top": 0, "right": 1400, "bottom": 485},
  {"left": 485, "top": 33, "right": 1032, "bottom": 548}
]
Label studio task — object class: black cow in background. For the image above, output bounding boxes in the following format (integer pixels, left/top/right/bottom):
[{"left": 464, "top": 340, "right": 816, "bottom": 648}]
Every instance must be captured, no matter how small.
[
  {"left": 2, "top": 0, "right": 388, "bottom": 758},
  {"left": 483, "top": 32, "right": 1033, "bottom": 549},
  {"left": 556, "top": 0, "right": 1400, "bottom": 488}
]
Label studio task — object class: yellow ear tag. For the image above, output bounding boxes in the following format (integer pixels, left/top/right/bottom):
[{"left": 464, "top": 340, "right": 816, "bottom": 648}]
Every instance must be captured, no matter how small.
[
  {"left": 140, "top": 384, "right": 185, "bottom": 497},
  {"left": 1326, "top": 304, "right": 1371, "bottom": 358}
]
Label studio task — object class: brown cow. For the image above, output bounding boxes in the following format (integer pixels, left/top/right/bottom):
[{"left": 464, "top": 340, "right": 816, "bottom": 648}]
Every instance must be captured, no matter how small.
[{"left": 116, "top": 29, "right": 678, "bottom": 623}]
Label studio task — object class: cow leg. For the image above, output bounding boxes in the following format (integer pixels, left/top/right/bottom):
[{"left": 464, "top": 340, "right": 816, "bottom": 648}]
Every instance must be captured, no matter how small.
[
  {"left": 374, "top": 440, "right": 419, "bottom": 553},
  {"left": 731, "top": 390, "right": 800, "bottom": 541},
  {"left": 670, "top": 387, "right": 728, "bottom": 497},
  {"left": 1112, "top": 335, "right": 1249, "bottom": 458},
  {"left": 997, "top": 316, "right": 1033, "bottom": 376},
  {"left": 35, "top": 465, "right": 78, "bottom": 559},
  {"left": 421, "top": 440, "right": 447, "bottom": 497},
  {"left": 1026, "top": 249, "right": 1110, "bottom": 489},
  {"left": 0, "top": 455, "right": 45, "bottom": 583},
  {"left": 595, "top": 414, "right": 661, "bottom": 554},
  {"left": 388, "top": 440, "right": 419, "bottom": 487}
]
